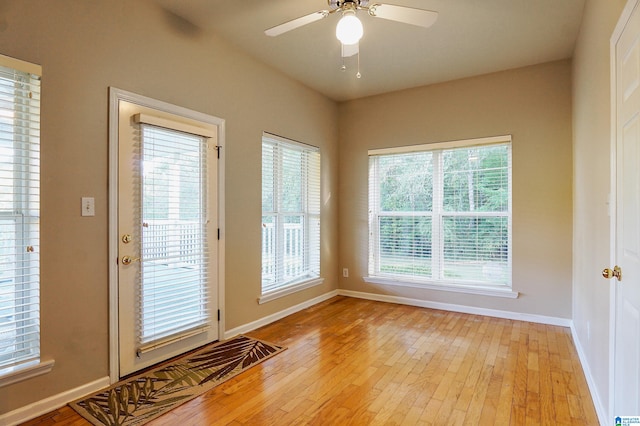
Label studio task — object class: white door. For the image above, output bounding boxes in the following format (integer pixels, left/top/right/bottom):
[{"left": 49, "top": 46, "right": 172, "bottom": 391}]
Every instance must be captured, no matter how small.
[
  {"left": 117, "top": 98, "right": 219, "bottom": 377},
  {"left": 612, "top": 0, "right": 640, "bottom": 416}
]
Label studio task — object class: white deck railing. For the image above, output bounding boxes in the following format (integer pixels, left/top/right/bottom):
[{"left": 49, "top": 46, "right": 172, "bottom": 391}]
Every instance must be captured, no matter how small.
[
  {"left": 262, "top": 221, "right": 304, "bottom": 282},
  {"left": 142, "top": 220, "right": 201, "bottom": 265}
]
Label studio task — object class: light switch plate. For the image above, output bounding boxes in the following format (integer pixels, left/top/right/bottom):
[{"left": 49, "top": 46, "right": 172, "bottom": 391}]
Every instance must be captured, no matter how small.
[{"left": 82, "top": 197, "right": 95, "bottom": 217}]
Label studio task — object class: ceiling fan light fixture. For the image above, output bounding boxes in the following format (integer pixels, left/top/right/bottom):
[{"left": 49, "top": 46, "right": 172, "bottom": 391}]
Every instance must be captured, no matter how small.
[{"left": 336, "top": 10, "right": 363, "bottom": 45}]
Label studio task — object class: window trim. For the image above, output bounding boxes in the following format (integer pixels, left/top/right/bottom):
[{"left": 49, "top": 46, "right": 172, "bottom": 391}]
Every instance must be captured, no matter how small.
[
  {"left": 258, "top": 277, "right": 325, "bottom": 304},
  {"left": 363, "top": 276, "right": 518, "bottom": 298},
  {"left": 261, "top": 133, "right": 321, "bottom": 301},
  {"left": 368, "top": 135, "right": 511, "bottom": 156},
  {"left": 367, "top": 135, "right": 513, "bottom": 294},
  {"left": 0, "top": 359, "right": 54, "bottom": 388}
]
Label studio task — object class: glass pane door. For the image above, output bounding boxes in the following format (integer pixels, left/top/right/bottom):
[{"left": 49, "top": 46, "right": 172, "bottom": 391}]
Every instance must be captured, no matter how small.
[{"left": 138, "top": 125, "right": 210, "bottom": 352}]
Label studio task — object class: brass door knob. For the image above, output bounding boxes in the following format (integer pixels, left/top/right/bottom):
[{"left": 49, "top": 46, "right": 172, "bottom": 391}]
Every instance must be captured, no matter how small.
[
  {"left": 602, "top": 266, "right": 622, "bottom": 281},
  {"left": 121, "top": 256, "right": 140, "bottom": 265}
]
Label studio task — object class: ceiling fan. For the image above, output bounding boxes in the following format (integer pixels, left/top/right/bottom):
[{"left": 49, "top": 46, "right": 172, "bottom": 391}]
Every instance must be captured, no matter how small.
[{"left": 265, "top": 0, "right": 438, "bottom": 78}]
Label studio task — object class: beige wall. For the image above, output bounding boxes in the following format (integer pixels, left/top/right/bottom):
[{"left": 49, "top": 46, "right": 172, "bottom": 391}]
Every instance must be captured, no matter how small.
[
  {"left": 0, "top": 0, "right": 627, "bottom": 420},
  {"left": 338, "top": 60, "right": 574, "bottom": 318},
  {"left": 572, "top": 0, "right": 626, "bottom": 418},
  {"left": 0, "top": 0, "right": 339, "bottom": 414}
]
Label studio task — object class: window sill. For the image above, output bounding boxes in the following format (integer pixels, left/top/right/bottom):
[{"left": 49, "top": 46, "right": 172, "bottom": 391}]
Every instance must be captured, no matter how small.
[
  {"left": 0, "top": 359, "right": 55, "bottom": 388},
  {"left": 259, "top": 277, "right": 325, "bottom": 304},
  {"left": 363, "top": 276, "right": 518, "bottom": 299}
]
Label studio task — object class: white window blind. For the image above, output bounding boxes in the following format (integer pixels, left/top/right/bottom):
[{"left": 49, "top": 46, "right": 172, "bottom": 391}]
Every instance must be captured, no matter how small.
[
  {"left": 261, "top": 133, "right": 320, "bottom": 294},
  {"left": 0, "top": 56, "right": 41, "bottom": 369},
  {"left": 369, "top": 138, "right": 512, "bottom": 288},
  {"left": 136, "top": 124, "right": 210, "bottom": 352}
]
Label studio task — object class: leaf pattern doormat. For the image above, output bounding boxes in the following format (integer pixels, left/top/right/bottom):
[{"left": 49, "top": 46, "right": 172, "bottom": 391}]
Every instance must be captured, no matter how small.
[{"left": 69, "top": 335, "right": 285, "bottom": 426}]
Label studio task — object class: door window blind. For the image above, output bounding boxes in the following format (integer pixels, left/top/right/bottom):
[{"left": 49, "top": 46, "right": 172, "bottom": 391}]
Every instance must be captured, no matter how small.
[
  {"left": 369, "top": 139, "right": 512, "bottom": 287},
  {"left": 136, "top": 124, "right": 210, "bottom": 352},
  {"left": 261, "top": 134, "right": 320, "bottom": 294},
  {"left": 0, "top": 56, "right": 41, "bottom": 369}
]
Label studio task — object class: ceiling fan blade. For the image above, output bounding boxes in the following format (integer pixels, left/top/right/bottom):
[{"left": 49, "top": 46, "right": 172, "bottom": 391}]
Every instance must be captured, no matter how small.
[
  {"left": 265, "top": 11, "right": 329, "bottom": 37},
  {"left": 368, "top": 4, "right": 438, "bottom": 28},
  {"left": 342, "top": 43, "right": 359, "bottom": 58}
]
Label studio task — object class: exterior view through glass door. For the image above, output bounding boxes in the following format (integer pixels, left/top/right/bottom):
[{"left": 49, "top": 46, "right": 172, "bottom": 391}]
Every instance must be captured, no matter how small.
[{"left": 117, "top": 99, "right": 219, "bottom": 377}]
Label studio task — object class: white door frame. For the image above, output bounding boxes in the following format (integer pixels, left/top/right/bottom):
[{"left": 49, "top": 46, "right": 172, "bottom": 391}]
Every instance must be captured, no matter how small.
[
  {"left": 610, "top": 0, "right": 638, "bottom": 418},
  {"left": 107, "top": 87, "right": 226, "bottom": 382}
]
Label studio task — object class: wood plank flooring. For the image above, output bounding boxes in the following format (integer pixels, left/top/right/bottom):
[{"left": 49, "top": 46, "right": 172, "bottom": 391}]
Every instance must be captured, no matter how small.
[{"left": 22, "top": 296, "right": 599, "bottom": 425}]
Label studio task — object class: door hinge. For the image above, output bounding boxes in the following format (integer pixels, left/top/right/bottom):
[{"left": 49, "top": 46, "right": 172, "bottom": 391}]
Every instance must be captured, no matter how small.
[
  {"left": 217, "top": 228, "right": 220, "bottom": 240},
  {"left": 215, "top": 145, "right": 221, "bottom": 159},
  {"left": 217, "top": 309, "right": 221, "bottom": 321}
]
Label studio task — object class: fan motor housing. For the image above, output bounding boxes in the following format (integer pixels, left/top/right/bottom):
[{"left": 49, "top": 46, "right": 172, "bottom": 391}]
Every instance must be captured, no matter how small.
[{"left": 328, "top": 0, "right": 369, "bottom": 10}]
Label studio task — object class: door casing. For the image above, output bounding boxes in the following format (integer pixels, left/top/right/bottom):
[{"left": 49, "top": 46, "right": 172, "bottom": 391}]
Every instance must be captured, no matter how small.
[{"left": 108, "top": 87, "right": 226, "bottom": 382}]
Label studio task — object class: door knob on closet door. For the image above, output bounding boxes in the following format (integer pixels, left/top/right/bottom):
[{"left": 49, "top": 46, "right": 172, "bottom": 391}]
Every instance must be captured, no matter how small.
[{"left": 602, "top": 266, "right": 622, "bottom": 281}]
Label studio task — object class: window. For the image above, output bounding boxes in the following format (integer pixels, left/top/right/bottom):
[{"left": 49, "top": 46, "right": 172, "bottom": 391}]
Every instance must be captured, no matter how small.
[
  {"left": 368, "top": 136, "right": 512, "bottom": 292},
  {"left": 0, "top": 55, "right": 41, "bottom": 372},
  {"left": 261, "top": 133, "right": 321, "bottom": 301}
]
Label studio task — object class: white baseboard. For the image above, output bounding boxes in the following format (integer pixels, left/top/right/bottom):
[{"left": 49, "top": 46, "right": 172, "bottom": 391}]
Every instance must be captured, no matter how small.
[
  {"left": 337, "top": 289, "right": 573, "bottom": 327},
  {"left": 0, "top": 376, "right": 110, "bottom": 426},
  {"left": 570, "top": 325, "right": 608, "bottom": 426},
  {"left": 224, "top": 290, "right": 340, "bottom": 339}
]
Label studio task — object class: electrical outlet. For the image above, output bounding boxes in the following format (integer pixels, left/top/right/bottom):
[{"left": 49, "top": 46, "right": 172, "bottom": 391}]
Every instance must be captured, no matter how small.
[
  {"left": 82, "top": 197, "right": 95, "bottom": 217},
  {"left": 342, "top": 268, "right": 349, "bottom": 278}
]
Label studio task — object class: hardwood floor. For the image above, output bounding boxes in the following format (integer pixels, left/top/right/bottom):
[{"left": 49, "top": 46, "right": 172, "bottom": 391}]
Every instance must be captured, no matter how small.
[{"left": 22, "top": 296, "right": 599, "bottom": 425}]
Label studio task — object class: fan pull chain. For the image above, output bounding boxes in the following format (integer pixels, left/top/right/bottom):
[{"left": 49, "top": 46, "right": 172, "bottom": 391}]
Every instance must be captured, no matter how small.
[{"left": 339, "top": 42, "right": 361, "bottom": 78}]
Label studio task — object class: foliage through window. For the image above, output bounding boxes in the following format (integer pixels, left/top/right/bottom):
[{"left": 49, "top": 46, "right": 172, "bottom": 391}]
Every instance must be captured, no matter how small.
[
  {"left": 369, "top": 137, "right": 512, "bottom": 288},
  {"left": 0, "top": 56, "right": 41, "bottom": 370},
  {"left": 262, "top": 134, "right": 320, "bottom": 296}
]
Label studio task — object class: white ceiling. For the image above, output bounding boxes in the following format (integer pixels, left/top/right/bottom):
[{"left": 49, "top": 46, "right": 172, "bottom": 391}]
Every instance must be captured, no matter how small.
[{"left": 155, "top": 0, "right": 586, "bottom": 102}]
